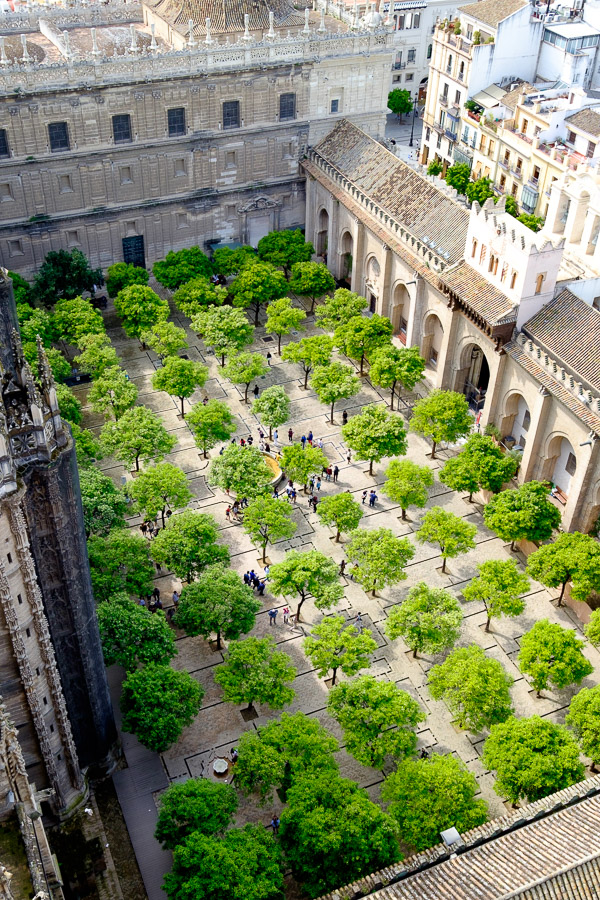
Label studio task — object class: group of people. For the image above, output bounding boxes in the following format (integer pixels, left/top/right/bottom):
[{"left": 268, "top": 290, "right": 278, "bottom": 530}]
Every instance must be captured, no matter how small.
[
  {"left": 268, "top": 606, "right": 292, "bottom": 626},
  {"left": 138, "top": 586, "right": 163, "bottom": 612},
  {"left": 243, "top": 569, "right": 266, "bottom": 595},
  {"left": 361, "top": 489, "right": 378, "bottom": 507},
  {"left": 225, "top": 497, "right": 249, "bottom": 522},
  {"left": 140, "top": 518, "right": 168, "bottom": 539}
]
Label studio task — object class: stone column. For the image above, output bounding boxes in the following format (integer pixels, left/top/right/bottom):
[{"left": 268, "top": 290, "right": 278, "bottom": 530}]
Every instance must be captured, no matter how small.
[
  {"left": 379, "top": 242, "right": 392, "bottom": 316},
  {"left": 436, "top": 306, "right": 460, "bottom": 390},
  {"left": 518, "top": 386, "right": 552, "bottom": 483},
  {"left": 564, "top": 191, "right": 588, "bottom": 245},
  {"left": 351, "top": 218, "right": 366, "bottom": 294},
  {"left": 479, "top": 349, "right": 507, "bottom": 431},
  {"left": 405, "top": 276, "right": 422, "bottom": 348},
  {"left": 562, "top": 436, "right": 600, "bottom": 532},
  {"left": 305, "top": 176, "right": 317, "bottom": 251}
]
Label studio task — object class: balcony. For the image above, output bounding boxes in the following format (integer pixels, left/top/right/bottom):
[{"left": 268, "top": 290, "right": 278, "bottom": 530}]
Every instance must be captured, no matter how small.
[
  {"left": 505, "top": 126, "right": 533, "bottom": 145},
  {"left": 498, "top": 159, "right": 509, "bottom": 171},
  {"left": 439, "top": 94, "right": 449, "bottom": 107},
  {"left": 445, "top": 128, "right": 458, "bottom": 142},
  {"left": 527, "top": 176, "right": 540, "bottom": 189},
  {"left": 511, "top": 168, "right": 523, "bottom": 180},
  {"left": 467, "top": 110, "right": 481, "bottom": 122},
  {"left": 393, "top": 62, "right": 407, "bottom": 70}
]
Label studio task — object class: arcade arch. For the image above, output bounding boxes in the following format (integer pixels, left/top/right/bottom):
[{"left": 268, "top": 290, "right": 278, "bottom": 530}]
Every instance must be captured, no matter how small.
[
  {"left": 317, "top": 208, "right": 329, "bottom": 258},
  {"left": 391, "top": 282, "right": 410, "bottom": 342},
  {"left": 541, "top": 434, "right": 577, "bottom": 496},
  {"left": 339, "top": 230, "right": 353, "bottom": 285},
  {"left": 499, "top": 392, "right": 531, "bottom": 448},
  {"left": 455, "top": 342, "right": 490, "bottom": 411},
  {"left": 421, "top": 312, "right": 444, "bottom": 369}
]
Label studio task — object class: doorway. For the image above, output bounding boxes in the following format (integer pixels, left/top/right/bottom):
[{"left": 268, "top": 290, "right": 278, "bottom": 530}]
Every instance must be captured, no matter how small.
[
  {"left": 122, "top": 235, "right": 145, "bottom": 268},
  {"left": 248, "top": 215, "right": 271, "bottom": 248}
]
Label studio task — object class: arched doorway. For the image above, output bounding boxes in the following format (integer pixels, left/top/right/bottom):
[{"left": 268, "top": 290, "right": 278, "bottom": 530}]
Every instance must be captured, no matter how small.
[
  {"left": 365, "top": 256, "right": 381, "bottom": 313},
  {"left": 542, "top": 435, "right": 577, "bottom": 496},
  {"left": 317, "top": 208, "right": 329, "bottom": 259},
  {"left": 499, "top": 392, "right": 531, "bottom": 449},
  {"left": 456, "top": 343, "right": 490, "bottom": 411},
  {"left": 418, "top": 77, "right": 428, "bottom": 105},
  {"left": 421, "top": 313, "right": 443, "bottom": 370},
  {"left": 391, "top": 283, "right": 410, "bottom": 343},
  {"left": 339, "top": 230, "right": 353, "bottom": 287}
]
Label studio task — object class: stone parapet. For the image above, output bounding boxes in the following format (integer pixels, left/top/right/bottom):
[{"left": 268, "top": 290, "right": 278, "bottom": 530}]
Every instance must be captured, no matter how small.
[{"left": 0, "top": 0, "right": 143, "bottom": 33}]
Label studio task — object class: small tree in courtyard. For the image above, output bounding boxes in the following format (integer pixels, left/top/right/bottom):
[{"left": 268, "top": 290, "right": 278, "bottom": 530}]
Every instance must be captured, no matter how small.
[
  {"left": 55, "top": 383, "right": 82, "bottom": 425},
  {"left": 215, "top": 636, "right": 297, "bottom": 714},
  {"left": 463, "top": 559, "right": 530, "bottom": 631},
  {"left": 186, "top": 399, "right": 236, "bottom": 458},
  {"left": 207, "top": 443, "right": 273, "bottom": 497},
  {"left": 88, "top": 366, "right": 138, "bottom": 420},
  {"left": 445, "top": 162, "right": 471, "bottom": 195},
  {"left": 191, "top": 305, "right": 254, "bottom": 366},
  {"left": 387, "top": 88, "right": 413, "bottom": 122},
  {"left": 585, "top": 609, "right": 600, "bottom": 649},
  {"left": 518, "top": 619, "right": 593, "bottom": 697},
  {"left": 252, "top": 385, "right": 290, "bottom": 439},
  {"left": 565, "top": 685, "right": 600, "bottom": 771},
  {"left": 386, "top": 582, "right": 462, "bottom": 658},
  {"left": 114, "top": 284, "right": 170, "bottom": 341},
  {"left": 257, "top": 228, "right": 314, "bottom": 278},
  {"left": 140, "top": 321, "right": 188, "bottom": 361},
  {"left": 527, "top": 531, "right": 600, "bottom": 606},
  {"left": 280, "top": 444, "right": 328, "bottom": 492},
  {"left": 334, "top": 314, "right": 393, "bottom": 375},
  {"left": 289, "top": 260, "right": 336, "bottom": 313},
  {"left": 126, "top": 462, "right": 192, "bottom": 528},
  {"left": 410, "top": 389, "right": 472, "bottom": 458},
  {"left": 87, "top": 529, "right": 154, "bottom": 602},
  {"left": 172, "top": 276, "right": 224, "bottom": 318},
  {"left": 242, "top": 495, "right": 297, "bottom": 562},
  {"left": 153, "top": 246, "right": 213, "bottom": 290},
  {"left": 155, "top": 779, "right": 238, "bottom": 849},
  {"left": 310, "top": 361, "right": 361, "bottom": 424},
  {"left": 53, "top": 296, "right": 105, "bottom": 345},
  {"left": 176, "top": 565, "right": 261, "bottom": 651},
  {"left": 484, "top": 481, "right": 561, "bottom": 551},
  {"left": 265, "top": 296, "right": 306, "bottom": 354},
  {"left": 328, "top": 674, "right": 424, "bottom": 767},
  {"left": 303, "top": 616, "right": 377, "bottom": 687},
  {"left": 416, "top": 507, "right": 477, "bottom": 574},
  {"left": 230, "top": 261, "right": 288, "bottom": 326},
  {"left": 342, "top": 404, "right": 407, "bottom": 476},
  {"left": 101, "top": 405, "right": 176, "bottom": 470},
  {"left": 346, "top": 527, "right": 415, "bottom": 596},
  {"left": 429, "top": 645, "right": 514, "bottom": 732},
  {"left": 105, "top": 261, "right": 149, "bottom": 298},
  {"left": 33, "top": 248, "right": 103, "bottom": 306},
  {"left": 152, "top": 355, "right": 208, "bottom": 417},
  {"left": 151, "top": 510, "right": 230, "bottom": 583},
  {"left": 315, "top": 288, "right": 368, "bottom": 332},
  {"left": 223, "top": 351, "right": 268, "bottom": 403},
  {"left": 212, "top": 245, "right": 256, "bottom": 276},
  {"left": 383, "top": 458, "right": 433, "bottom": 520},
  {"left": 97, "top": 594, "right": 176, "bottom": 671},
  {"left": 316, "top": 492, "right": 363, "bottom": 541},
  {"left": 73, "top": 333, "right": 119, "bottom": 379},
  {"left": 121, "top": 664, "right": 203, "bottom": 753},
  {"left": 281, "top": 334, "right": 334, "bottom": 389},
  {"left": 79, "top": 466, "right": 127, "bottom": 537},
  {"left": 369, "top": 345, "right": 425, "bottom": 410},
  {"left": 440, "top": 433, "right": 518, "bottom": 501},
  {"left": 268, "top": 550, "right": 344, "bottom": 622}
]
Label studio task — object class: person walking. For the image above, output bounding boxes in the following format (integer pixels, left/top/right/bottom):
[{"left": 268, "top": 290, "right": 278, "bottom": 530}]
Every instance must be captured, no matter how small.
[
  {"left": 339, "top": 559, "right": 346, "bottom": 577},
  {"left": 362, "top": 490, "right": 368, "bottom": 504},
  {"left": 333, "top": 465, "right": 339, "bottom": 483},
  {"left": 342, "top": 410, "right": 348, "bottom": 425},
  {"left": 301, "top": 435, "right": 307, "bottom": 449},
  {"left": 308, "top": 430, "right": 313, "bottom": 444},
  {"left": 355, "top": 612, "right": 363, "bottom": 633},
  {"left": 346, "top": 450, "right": 352, "bottom": 464},
  {"left": 268, "top": 608, "right": 278, "bottom": 626},
  {"left": 273, "top": 429, "right": 278, "bottom": 443},
  {"left": 253, "top": 384, "right": 260, "bottom": 399},
  {"left": 172, "top": 590, "right": 180, "bottom": 606},
  {"left": 225, "top": 507, "right": 231, "bottom": 522},
  {"left": 369, "top": 490, "right": 378, "bottom": 508},
  {"left": 271, "top": 815, "right": 280, "bottom": 835},
  {"left": 283, "top": 607, "right": 290, "bottom": 624},
  {"left": 288, "top": 428, "right": 294, "bottom": 442},
  {"left": 316, "top": 477, "right": 322, "bottom": 492},
  {"left": 266, "top": 351, "right": 272, "bottom": 367}
]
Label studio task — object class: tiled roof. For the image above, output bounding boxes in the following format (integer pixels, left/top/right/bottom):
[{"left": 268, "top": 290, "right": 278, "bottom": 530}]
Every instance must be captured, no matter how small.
[
  {"left": 457, "top": 0, "right": 528, "bottom": 27},
  {"left": 144, "top": 0, "right": 304, "bottom": 35},
  {"left": 440, "top": 262, "right": 517, "bottom": 325},
  {"left": 522, "top": 287, "right": 600, "bottom": 393},
  {"left": 313, "top": 120, "right": 469, "bottom": 266},
  {"left": 565, "top": 107, "right": 600, "bottom": 137},
  {"left": 318, "top": 776, "right": 600, "bottom": 900},
  {"left": 501, "top": 81, "right": 536, "bottom": 111}
]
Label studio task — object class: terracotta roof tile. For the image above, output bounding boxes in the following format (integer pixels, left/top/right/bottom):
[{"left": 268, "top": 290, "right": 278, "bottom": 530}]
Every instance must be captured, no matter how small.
[
  {"left": 144, "top": 0, "right": 304, "bottom": 35},
  {"left": 565, "top": 107, "right": 600, "bottom": 138},
  {"left": 457, "top": 0, "right": 528, "bottom": 27},
  {"left": 440, "top": 262, "right": 517, "bottom": 325}
]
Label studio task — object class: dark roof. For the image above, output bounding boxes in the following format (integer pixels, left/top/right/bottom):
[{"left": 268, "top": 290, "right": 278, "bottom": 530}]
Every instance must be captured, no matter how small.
[
  {"left": 457, "top": 0, "right": 528, "bottom": 27},
  {"left": 522, "top": 287, "right": 600, "bottom": 393},
  {"left": 143, "top": 0, "right": 304, "bottom": 35},
  {"left": 440, "top": 262, "right": 517, "bottom": 325},
  {"left": 564, "top": 107, "right": 600, "bottom": 137},
  {"left": 313, "top": 119, "right": 469, "bottom": 266}
]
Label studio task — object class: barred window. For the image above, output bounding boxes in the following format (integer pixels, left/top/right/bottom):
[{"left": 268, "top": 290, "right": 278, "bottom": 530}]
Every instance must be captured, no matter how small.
[
  {"left": 279, "top": 93, "right": 296, "bottom": 120},
  {"left": 112, "top": 114, "right": 132, "bottom": 144},
  {"left": 223, "top": 101, "right": 240, "bottom": 129},
  {"left": 48, "top": 122, "right": 70, "bottom": 152},
  {"left": 0, "top": 130, "right": 9, "bottom": 158},
  {"left": 168, "top": 107, "right": 186, "bottom": 137}
]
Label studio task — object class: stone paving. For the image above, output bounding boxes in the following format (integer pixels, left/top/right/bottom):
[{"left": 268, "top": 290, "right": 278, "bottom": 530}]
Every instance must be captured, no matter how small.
[{"left": 73, "top": 283, "right": 600, "bottom": 833}]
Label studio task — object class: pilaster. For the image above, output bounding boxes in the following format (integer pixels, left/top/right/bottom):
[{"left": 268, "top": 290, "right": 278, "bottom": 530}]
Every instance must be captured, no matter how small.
[{"left": 518, "top": 386, "right": 553, "bottom": 483}]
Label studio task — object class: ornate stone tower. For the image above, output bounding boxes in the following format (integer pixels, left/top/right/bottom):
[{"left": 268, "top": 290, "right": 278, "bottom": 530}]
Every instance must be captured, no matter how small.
[{"left": 0, "top": 270, "right": 116, "bottom": 814}]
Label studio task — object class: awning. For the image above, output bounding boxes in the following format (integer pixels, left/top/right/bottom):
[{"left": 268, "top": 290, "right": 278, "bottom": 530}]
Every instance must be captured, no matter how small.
[
  {"left": 471, "top": 84, "right": 507, "bottom": 109},
  {"left": 383, "top": 1, "right": 427, "bottom": 10}
]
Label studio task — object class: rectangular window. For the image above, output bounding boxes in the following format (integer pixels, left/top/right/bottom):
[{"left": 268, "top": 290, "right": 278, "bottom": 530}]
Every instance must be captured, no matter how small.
[
  {"left": 413, "top": 13, "right": 420, "bottom": 27},
  {"left": 279, "top": 93, "right": 296, "bottom": 121},
  {"left": 120, "top": 166, "right": 133, "bottom": 185},
  {"left": 0, "top": 130, "right": 8, "bottom": 158},
  {"left": 225, "top": 150, "right": 236, "bottom": 168},
  {"left": 58, "top": 174, "right": 73, "bottom": 193},
  {"left": 66, "top": 229, "right": 80, "bottom": 247},
  {"left": 565, "top": 452, "right": 577, "bottom": 476},
  {"left": 48, "top": 121, "right": 70, "bottom": 152},
  {"left": 223, "top": 100, "right": 240, "bottom": 129},
  {"left": 0, "top": 183, "right": 13, "bottom": 202},
  {"left": 176, "top": 212, "right": 188, "bottom": 229},
  {"left": 522, "top": 410, "right": 531, "bottom": 431},
  {"left": 330, "top": 99, "right": 339, "bottom": 114},
  {"left": 455, "top": 90, "right": 461, "bottom": 105},
  {"left": 7, "top": 239, "right": 23, "bottom": 256},
  {"left": 112, "top": 114, "right": 132, "bottom": 144},
  {"left": 407, "top": 48, "right": 416, "bottom": 63},
  {"left": 174, "top": 158, "right": 187, "bottom": 177},
  {"left": 405, "top": 73, "right": 414, "bottom": 82},
  {"left": 587, "top": 140, "right": 596, "bottom": 158},
  {"left": 168, "top": 107, "right": 186, "bottom": 137},
  {"left": 567, "top": 129, "right": 576, "bottom": 144}
]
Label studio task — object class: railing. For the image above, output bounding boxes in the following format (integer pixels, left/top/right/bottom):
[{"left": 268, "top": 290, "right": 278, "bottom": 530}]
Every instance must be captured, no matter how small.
[
  {"left": 527, "top": 176, "right": 539, "bottom": 188},
  {"left": 511, "top": 168, "right": 522, "bottom": 180},
  {"left": 505, "top": 126, "right": 533, "bottom": 145},
  {"left": 467, "top": 110, "right": 480, "bottom": 122},
  {"left": 439, "top": 94, "right": 449, "bottom": 106},
  {"left": 445, "top": 128, "right": 457, "bottom": 141},
  {"left": 498, "top": 160, "right": 510, "bottom": 170}
]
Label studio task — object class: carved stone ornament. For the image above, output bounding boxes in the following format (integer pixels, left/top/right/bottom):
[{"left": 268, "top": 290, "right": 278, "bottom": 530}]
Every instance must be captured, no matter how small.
[
  {"left": 8, "top": 108, "right": 19, "bottom": 117},
  {"left": 207, "top": 84, "right": 216, "bottom": 91},
  {"left": 152, "top": 90, "right": 162, "bottom": 99},
  {"left": 134, "top": 91, "right": 144, "bottom": 100},
  {"left": 238, "top": 195, "right": 282, "bottom": 213},
  {"left": 93, "top": 94, "right": 105, "bottom": 104},
  {"left": 190, "top": 85, "right": 200, "bottom": 93},
  {"left": 69, "top": 98, "right": 80, "bottom": 107},
  {"left": 28, "top": 104, "right": 38, "bottom": 113}
]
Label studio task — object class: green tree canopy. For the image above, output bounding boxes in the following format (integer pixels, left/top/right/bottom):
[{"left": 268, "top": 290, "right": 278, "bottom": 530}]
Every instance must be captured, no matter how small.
[
  {"left": 466, "top": 176, "right": 496, "bottom": 205},
  {"left": 257, "top": 228, "right": 314, "bottom": 278},
  {"left": 251, "top": 385, "right": 290, "bottom": 439},
  {"left": 316, "top": 491, "right": 363, "bottom": 541},
  {"left": 585, "top": 609, "right": 600, "bottom": 649},
  {"left": 55, "top": 383, "right": 82, "bottom": 425},
  {"left": 79, "top": 466, "right": 127, "bottom": 537},
  {"left": 281, "top": 334, "right": 334, "bottom": 389},
  {"left": 87, "top": 529, "right": 154, "bottom": 602},
  {"left": 386, "top": 582, "right": 462, "bottom": 658},
  {"left": 265, "top": 296, "right": 306, "bottom": 353},
  {"left": 381, "top": 754, "right": 488, "bottom": 852},
  {"left": 463, "top": 559, "right": 530, "bottom": 631},
  {"left": 342, "top": 404, "right": 407, "bottom": 475},
  {"left": 9, "top": 271, "right": 32, "bottom": 305},
  {"left": 126, "top": 462, "right": 192, "bottom": 528},
  {"left": 279, "top": 772, "right": 399, "bottom": 897},
  {"left": 328, "top": 674, "right": 424, "bottom": 767},
  {"left": 230, "top": 261, "right": 288, "bottom": 326},
  {"left": 176, "top": 564, "right": 261, "bottom": 650},
  {"left": 140, "top": 321, "right": 188, "bottom": 361},
  {"left": 268, "top": 549, "right": 344, "bottom": 622},
  {"left": 387, "top": 87, "right": 413, "bottom": 120},
  {"left": 416, "top": 507, "right": 477, "bottom": 574},
  {"left": 484, "top": 481, "right": 561, "bottom": 550},
  {"left": 223, "top": 351, "right": 268, "bottom": 403},
  {"left": 445, "top": 162, "right": 471, "bottom": 194},
  {"left": 172, "top": 276, "right": 225, "bottom": 318},
  {"left": 164, "top": 825, "right": 284, "bottom": 900},
  {"left": 153, "top": 246, "right": 213, "bottom": 290},
  {"left": 527, "top": 531, "right": 600, "bottom": 606},
  {"left": 101, "top": 404, "right": 176, "bottom": 470},
  {"left": 18, "top": 304, "right": 56, "bottom": 347},
  {"left": 212, "top": 245, "right": 256, "bottom": 276},
  {"left": 280, "top": 443, "right": 328, "bottom": 491},
  {"left": 288, "top": 260, "right": 336, "bottom": 313},
  {"left": 383, "top": 458, "right": 433, "bottom": 520},
  {"left": 518, "top": 618, "right": 593, "bottom": 697},
  {"left": 303, "top": 615, "right": 377, "bottom": 686},
  {"left": 43, "top": 347, "right": 71, "bottom": 383},
  {"left": 368, "top": 345, "right": 426, "bottom": 410},
  {"left": 410, "top": 389, "right": 472, "bottom": 458},
  {"left": 70, "top": 422, "right": 103, "bottom": 467},
  {"left": 310, "top": 361, "right": 361, "bottom": 424},
  {"left": 114, "top": 284, "right": 170, "bottom": 341},
  {"left": 53, "top": 295, "right": 105, "bottom": 345},
  {"left": 105, "top": 262, "right": 149, "bottom": 298},
  {"left": 483, "top": 715, "right": 585, "bottom": 804},
  {"left": 152, "top": 356, "right": 208, "bottom": 417},
  {"left": 429, "top": 645, "right": 514, "bottom": 732},
  {"left": 97, "top": 594, "right": 176, "bottom": 671},
  {"left": 439, "top": 433, "right": 518, "bottom": 500},
  {"left": 191, "top": 305, "right": 254, "bottom": 366},
  {"left": 518, "top": 212, "right": 545, "bottom": 232},
  {"left": 151, "top": 510, "right": 229, "bottom": 583},
  {"left": 315, "top": 287, "right": 368, "bottom": 332},
  {"left": 155, "top": 779, "right": 238, "bottom": 849},
  {"left": 334, "top": 313, "right": 393, "bottom": 375},
  {"left": 242, "top": 495, "right": 297, "bottom": 562},
  {"left": 207, "top": 442, "right": 273, "bottom": 497},
  {"left": 186, "top": 399, "right": 236, "bottom": 458},
  {"left": 565, "top": 685, "right": 600, "bottom": 769},
  {"left": 214, "top": 636, "right": 296, "bottom": 714},
  {"left": 88, "top": 366, "right": 138, "bottom": 420},
  {"left": 33, "top": 249, "right": 103, "bottom": 306},
  {"left": 346, "top": 527, "right": 415, "bottom": 595},
  {"left": 121, "top": 663, "right": 203, "bottom": 753},
  {"left": 73, "top": 333, "right": 119, "bottom": 379}
]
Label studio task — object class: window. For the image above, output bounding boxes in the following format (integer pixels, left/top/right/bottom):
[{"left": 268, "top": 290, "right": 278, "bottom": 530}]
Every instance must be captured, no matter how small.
[
  {"left": 510, "top": 270, "right": 517, "bottom": 289},
  {"left": 407, "top": 49, "right": 416, "bottom": 63},
  {"left": 430, "top": 348, "right": 438, "bottom": 366},
  {"left": 413, "top": 13, "right": 420, "bottom": 27},
  {"left": 446, "top": 53, "right": 453, "bottom": 73},
  {"left": 455, "top": 90, "right": 461, "bottom": 105},
  {"left": 279, "top": 93, "right": 296, "bottom": 120},
  {"left": 511, "top": 183, "right": 518, "bottom": 198},
  {"left": 565, "top": 452, "right": 577, "bottom": 476},
  {"left": 532, "top": 165, "right": 540, "bottom": 182},
  {"left": 427, "top": 43, "right": 432, "bottom": 59},
  {"left": 405, "top": 73, "right": 414, "bottom": 82},
  {"left": 587, "top": 140, "right": 596, "bottom": 158},
  {"left": 7, "top": 239, "right": 23, "bottom": 256},
  {"left": 459, "top": 61, "right": 465, "bottom": 81},
  {"left": 480, "top": 136, "right": 487, "bottom": 154},
  {"left": 567, "top": 129, "right": 576, "bottom": 144},
  {"left": 522, "top": 410, "right": 531, "bottom": 431},
  {"left": 283, "top": 142, "right": 293, "bottom": 159},
  {"left": 516, "top": 157, "right": 523, "bottom": 173},
  {"left": 488, "top": 139, "right": 495, "bottom": 156},
  {"left": 330, "top": 99, "right": 339, "bottom": 114},
  {"left": 120, "top": 166, "right": 133, "bottom": 185},
  {"left": 223, "top": 100, "right": 240, "bottom": 129},
  {"left": 48, "top": 121, "right": 70, "bottom": 152},
  {"left": 174, "top": 158, "right": 187, "bottom": 177},
  {"left": 535, "top": 272, "right": 546, "bottom": 294},
  {"left": 0, "top": 130, "right": 8, "bottom": 158},
  {"left": 521, "top": 118, "right": 529, "bottom": 134},
  {"left": 66, "top": 230, "right": 79, "bottom": 247},
  {"left": 425, "top": 127, "right": 431, "bottom": 141},
  {"left": 0, "top": 183, "right": 13, "bottom": 202},
  {"left": 503, "top": 150, "right": 510, "bottom": 166},
  {"left": 501, "top": 262, "right": 508, "bottom": 282},
  {"left": 472, "top": 239, "right": 478, "bottom": 257},
  {"left": 58, "top": 174, "right": 73, "bottom": 193},
  {"left": 479, "top": 245, "right": 487, "bottom": 264},
  {"left": 225, "top": 150, "right": 236, "bottom": 169},
  {"left": 436, "top": 133, "right": 442, "bottom": 149},
  {"left": 393, "top": 75, "right": 402, "bottom": 83},
  {"left": 112, "top": 114, "right": 132, "bottom": 144},
  {"left": 499, "top": 174, "right": 506, "bottom": 190},
  {"left": 167, "top": 107, "right": 186, "bottom": 137},
  {"left": 176, "top": 213, "right": 188, "bottom": 229}
]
